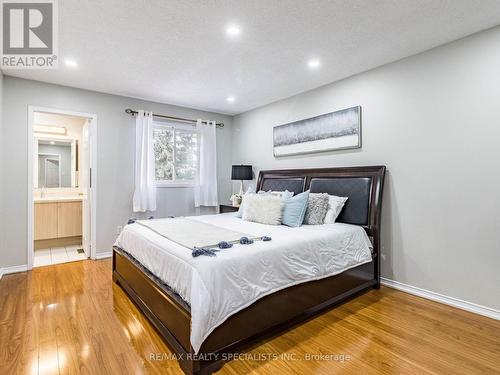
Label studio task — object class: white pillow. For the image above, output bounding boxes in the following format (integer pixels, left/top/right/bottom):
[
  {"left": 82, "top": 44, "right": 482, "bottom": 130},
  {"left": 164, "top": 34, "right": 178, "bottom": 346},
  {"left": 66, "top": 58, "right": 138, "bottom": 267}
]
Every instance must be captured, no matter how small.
[
  {"left": 242, "top": 194, "right": 283, "bottom": 225},
  {"left": 258, "top": 190, "right": 294, "bottom": 197},
  {"left": 324, "top": 195, "right": 348, "bottom": 224},
  {"left": 237, "top": 187, "right": 257, "bottom": 218}
]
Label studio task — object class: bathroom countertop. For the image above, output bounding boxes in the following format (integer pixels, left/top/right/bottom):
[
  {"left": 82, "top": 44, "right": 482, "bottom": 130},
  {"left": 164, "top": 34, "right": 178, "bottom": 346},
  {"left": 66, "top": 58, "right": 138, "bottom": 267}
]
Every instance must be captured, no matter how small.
[{"left": 34, "top": 196, "right": 86, "bottom": 203}]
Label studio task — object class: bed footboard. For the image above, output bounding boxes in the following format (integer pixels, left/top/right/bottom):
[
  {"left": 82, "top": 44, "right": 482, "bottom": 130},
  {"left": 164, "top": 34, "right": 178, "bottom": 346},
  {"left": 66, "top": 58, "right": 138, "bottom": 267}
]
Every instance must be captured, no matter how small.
[
  {"left": 113, "top": 246, "right": 376, "bottom": 375},
  {"left": 112, "top": 165, "right": 385, "bottom": 375}
]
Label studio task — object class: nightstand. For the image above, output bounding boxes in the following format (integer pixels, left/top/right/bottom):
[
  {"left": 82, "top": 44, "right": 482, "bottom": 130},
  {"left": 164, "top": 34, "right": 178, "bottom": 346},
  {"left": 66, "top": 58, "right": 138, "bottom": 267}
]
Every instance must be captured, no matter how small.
[{"left": 219, "top": 204, "right": 239, "bottom": 213}]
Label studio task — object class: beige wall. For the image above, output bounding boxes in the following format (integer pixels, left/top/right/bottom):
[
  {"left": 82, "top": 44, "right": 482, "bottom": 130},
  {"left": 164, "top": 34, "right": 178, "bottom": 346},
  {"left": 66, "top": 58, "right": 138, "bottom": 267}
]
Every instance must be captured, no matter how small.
[
  {"left": 0, "top": 77, "right": 233, "bottom": 267},
  {"left": 231, "top": 26, "right": 500, "bottom": 310}
]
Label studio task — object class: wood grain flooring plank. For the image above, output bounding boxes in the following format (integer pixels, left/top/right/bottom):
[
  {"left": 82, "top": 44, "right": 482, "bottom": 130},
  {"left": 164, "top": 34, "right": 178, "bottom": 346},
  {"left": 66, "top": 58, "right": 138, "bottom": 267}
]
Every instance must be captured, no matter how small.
[{"left": 0, "top": 259, "right": 499, "bottom": 375}]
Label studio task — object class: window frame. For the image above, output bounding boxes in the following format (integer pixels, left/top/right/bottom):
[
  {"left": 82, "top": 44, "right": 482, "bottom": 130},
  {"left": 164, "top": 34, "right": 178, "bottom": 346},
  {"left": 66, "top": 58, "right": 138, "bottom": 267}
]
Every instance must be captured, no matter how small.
[{"left": 152, "top": 121, "right": 200, "bottom": 188}]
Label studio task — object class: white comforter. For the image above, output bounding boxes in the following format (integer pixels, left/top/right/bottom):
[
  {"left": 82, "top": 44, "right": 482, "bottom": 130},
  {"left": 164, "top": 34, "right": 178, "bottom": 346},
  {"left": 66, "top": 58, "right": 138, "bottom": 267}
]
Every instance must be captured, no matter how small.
[{"left": 115, "top": 213, "right": 373, "bottom": 353}]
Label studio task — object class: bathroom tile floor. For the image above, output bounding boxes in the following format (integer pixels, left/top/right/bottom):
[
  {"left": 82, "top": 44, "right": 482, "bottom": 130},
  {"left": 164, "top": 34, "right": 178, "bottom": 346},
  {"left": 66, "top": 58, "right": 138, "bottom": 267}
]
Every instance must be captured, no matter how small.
[{"left": 34, "top": 245, "right": 87, "bottom": 267}]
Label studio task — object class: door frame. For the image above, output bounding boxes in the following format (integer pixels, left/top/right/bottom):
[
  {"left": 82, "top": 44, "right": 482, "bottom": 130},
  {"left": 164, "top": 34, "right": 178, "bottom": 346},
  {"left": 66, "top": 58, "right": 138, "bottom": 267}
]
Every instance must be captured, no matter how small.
[{"left": 27, "top": 106, "right": 98, "bottom": 269}]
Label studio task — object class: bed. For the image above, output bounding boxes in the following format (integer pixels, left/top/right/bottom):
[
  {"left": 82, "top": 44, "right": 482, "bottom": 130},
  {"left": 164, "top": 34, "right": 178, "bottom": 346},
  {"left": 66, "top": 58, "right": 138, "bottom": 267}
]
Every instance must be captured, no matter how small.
[{"left": 112, "top": 166, "right": 386, "bottom": 375}]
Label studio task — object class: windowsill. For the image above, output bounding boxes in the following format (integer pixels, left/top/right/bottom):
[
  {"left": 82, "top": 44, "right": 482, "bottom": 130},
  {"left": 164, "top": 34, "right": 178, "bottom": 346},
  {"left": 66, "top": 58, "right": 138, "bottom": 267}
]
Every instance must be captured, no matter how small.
[{"left": 155, "top": 182, "right": 195, "bottom": 188}]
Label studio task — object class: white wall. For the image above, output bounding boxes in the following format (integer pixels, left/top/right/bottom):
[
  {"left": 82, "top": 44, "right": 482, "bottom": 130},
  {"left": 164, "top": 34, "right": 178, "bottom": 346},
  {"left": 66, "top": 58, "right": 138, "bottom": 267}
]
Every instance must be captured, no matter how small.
[
  {"left": 232, "top": 26, "right": 500, "bottom": 310},
  {"left": 0, "top": 77, "right": 233, "bottom": 267}
]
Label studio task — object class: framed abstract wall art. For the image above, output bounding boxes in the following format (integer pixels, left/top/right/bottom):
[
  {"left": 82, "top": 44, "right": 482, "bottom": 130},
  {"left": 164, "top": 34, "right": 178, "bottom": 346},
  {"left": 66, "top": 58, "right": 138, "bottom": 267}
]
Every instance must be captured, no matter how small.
[{"left": 273, "top": 106, "right": 361, "bottom": 157}]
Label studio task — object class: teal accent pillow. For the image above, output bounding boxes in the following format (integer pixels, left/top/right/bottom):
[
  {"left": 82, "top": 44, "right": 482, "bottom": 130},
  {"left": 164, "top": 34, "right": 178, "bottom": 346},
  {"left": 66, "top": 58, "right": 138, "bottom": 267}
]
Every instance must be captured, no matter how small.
[{"left": 282, "top": 191, "right": 309, "bottom": 227}]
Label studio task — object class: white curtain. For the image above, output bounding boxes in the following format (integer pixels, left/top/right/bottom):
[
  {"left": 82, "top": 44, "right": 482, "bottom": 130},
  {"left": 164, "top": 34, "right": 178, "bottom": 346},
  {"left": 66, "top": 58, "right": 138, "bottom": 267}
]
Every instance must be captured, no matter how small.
[
  {"left": 194, "top": 120, "right": 218, "bottom": 207},
  {"left": 133, "top": 110, "right": 157, "bottom": 212}
]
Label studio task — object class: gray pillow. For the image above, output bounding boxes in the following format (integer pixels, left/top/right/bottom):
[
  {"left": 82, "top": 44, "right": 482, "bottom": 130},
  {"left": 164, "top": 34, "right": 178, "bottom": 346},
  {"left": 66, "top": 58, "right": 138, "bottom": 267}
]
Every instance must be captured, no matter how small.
[{"left": 303, "top": 193, "right": 330, "bottom": 225}]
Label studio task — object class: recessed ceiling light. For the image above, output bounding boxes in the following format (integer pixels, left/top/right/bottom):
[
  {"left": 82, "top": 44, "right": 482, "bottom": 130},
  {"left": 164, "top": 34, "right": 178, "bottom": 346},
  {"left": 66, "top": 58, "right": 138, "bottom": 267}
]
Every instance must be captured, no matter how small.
[
  {"left": 225, "top": 24, "right": 241, "bottom": 38},
  {"left": 226, "top": 96, "right": 236, "bottom": 103},
  {"left": 50, "top": 141, "right": 55, "bottom": 145},
  {"left": 64, "top": 58, "right": 78, "bottom": 68},
  {"left": 307, "top": 58, "right": 321, "bottom": 69}
]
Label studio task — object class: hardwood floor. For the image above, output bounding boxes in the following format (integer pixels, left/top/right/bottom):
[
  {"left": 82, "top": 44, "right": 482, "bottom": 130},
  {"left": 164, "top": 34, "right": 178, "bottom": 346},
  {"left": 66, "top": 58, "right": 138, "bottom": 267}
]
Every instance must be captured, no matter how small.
[{"left": 1, "top": 260, "right": 499, "bottom": 375}]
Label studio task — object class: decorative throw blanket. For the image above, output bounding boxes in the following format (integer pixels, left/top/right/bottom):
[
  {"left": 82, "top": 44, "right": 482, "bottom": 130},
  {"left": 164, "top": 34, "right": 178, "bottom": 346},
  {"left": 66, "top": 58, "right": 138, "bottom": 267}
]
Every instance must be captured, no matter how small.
[
  {"left": 135, "top": 218, "right": 259, "bottom": 250},
  {"left": 116, "top": 213, "right": 372, "bottom": 354}
]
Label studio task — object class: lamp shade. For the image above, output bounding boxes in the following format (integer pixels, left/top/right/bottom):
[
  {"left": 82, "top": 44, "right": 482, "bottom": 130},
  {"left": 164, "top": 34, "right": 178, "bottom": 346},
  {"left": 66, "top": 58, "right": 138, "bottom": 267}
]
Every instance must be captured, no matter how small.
[{"left": 231, "top": 165, "right": 253, "bottom": 180}]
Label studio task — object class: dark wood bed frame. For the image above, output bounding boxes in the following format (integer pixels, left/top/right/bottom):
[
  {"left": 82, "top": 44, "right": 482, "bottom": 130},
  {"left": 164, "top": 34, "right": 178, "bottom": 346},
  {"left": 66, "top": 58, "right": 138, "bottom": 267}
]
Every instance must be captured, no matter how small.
[{"left": 113, "top": 166, "right": 386, "bottom": 374}]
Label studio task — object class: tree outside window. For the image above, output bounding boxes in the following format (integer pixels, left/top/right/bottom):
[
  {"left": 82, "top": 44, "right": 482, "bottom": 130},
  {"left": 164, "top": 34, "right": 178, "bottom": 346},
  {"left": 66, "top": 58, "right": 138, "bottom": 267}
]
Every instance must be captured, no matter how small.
[{"left": 153, "top": 124, "right": 198, "bottom": 185}]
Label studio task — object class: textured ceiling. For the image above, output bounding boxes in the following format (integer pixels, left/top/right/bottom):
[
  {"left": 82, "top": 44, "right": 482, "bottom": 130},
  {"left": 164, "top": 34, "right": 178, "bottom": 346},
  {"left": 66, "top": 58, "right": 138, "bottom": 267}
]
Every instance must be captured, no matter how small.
[{"left": 4, "top": 0, "right": 500, "bottom": 115}]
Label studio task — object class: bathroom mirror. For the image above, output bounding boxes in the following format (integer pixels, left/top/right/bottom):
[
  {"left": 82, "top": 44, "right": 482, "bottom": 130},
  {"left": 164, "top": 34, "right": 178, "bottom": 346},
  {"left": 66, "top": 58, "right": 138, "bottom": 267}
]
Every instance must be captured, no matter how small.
[{"left": 35, "top": 138, "right": 78, "bottom": 188}]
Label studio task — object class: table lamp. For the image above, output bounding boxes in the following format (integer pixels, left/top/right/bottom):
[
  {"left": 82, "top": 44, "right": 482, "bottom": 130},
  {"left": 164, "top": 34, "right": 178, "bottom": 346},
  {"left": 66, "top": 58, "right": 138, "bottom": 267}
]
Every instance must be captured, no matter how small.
[{"left": 231, "top": 165, "right": 253, "bottom": 196}]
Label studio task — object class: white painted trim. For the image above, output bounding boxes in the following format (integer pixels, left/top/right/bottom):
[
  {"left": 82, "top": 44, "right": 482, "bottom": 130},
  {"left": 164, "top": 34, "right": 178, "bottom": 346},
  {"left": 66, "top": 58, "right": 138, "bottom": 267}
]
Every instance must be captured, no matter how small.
[
  {"left": 381, "top": 278, "right": 500, "bottom": 321},
  {"left": 94, "top": 252, "right": 112, "bottom": 260},
  {"left": 89, "top": 116, "right": 98, "bottom": 261},
  {"left": 28, "top": 108, "right": 34, "bottom": 270},
  {"left": 0, "top": 264, "right": 29, "bottom": 277},
  {"left": 27, "top": 106, "right": 98, "bottom": 269}
]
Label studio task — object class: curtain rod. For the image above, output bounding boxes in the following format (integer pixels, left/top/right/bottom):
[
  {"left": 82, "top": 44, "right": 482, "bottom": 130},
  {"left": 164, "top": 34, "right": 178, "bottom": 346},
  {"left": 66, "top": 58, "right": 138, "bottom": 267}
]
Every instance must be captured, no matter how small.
[{"left": 124, "top": 108, "right": 224, "bottom": 128}]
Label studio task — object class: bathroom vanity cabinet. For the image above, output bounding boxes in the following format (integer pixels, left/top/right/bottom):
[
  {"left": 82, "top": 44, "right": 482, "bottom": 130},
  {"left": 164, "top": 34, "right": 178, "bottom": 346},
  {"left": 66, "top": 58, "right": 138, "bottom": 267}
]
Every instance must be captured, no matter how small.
[{"left": 34, "top": 199, "right": 82, "bottom": 248}]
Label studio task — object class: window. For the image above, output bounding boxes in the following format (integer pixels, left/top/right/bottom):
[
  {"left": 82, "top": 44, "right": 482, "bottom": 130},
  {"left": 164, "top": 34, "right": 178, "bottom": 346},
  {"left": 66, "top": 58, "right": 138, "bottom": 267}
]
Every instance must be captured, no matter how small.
[{"left": 153, "top": 123, "right": 198, "bottom": 186}]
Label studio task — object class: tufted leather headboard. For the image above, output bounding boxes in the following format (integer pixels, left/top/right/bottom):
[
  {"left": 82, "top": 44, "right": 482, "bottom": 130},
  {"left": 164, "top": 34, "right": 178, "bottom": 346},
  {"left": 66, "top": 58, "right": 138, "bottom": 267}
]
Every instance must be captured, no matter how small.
[
  {"left": 257, "top": 166, "right": 385, "bottom": 227},
  {"left": 309, "top": 177, "right": 371, "bottom": 226},
  {"left": 256, "top": 166, "right": 386, "bottom": 280},
  {"left": 260, "top": 177, "right": 306, "bottom": 196}
]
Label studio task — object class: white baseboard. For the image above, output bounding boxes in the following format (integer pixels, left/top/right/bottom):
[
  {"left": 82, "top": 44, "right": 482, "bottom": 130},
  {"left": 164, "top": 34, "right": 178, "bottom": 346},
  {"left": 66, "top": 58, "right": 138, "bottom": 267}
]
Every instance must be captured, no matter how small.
[
  {"left": 94, "top": 251, "right": 112, "bottom": 260},
  {"left": 0, "top": 264, "right": 29, "bottom": 279},
  {"left": 0, "top": 253, "right": 112, "bottom": 278},
  {"left": 381, "top": 277, "right": 500, "bottom": 321}
]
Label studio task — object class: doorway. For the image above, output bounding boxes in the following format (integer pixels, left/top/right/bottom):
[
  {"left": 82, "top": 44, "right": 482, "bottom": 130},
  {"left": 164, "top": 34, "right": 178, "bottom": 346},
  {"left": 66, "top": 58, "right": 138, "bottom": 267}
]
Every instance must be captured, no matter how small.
[
  {"left": 42, "top": 155, "right": 61, "bottom": 187},
  {"left": 27, "top": 106, "right": 97, "bottom": 269}
]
